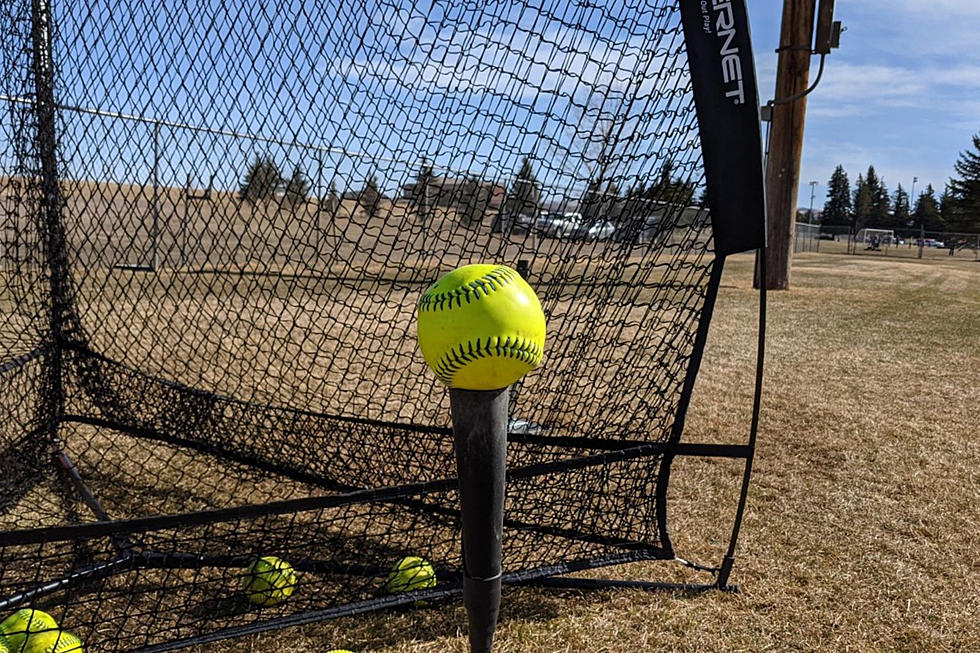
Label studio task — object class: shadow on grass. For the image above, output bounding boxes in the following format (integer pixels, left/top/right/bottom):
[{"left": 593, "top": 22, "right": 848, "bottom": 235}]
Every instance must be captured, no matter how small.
[{"left": 199, "top": 582, "right": 714, "bottom": 652}]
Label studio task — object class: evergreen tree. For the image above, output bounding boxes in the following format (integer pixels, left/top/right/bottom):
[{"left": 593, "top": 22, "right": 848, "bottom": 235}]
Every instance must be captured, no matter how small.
[
  {"left": 645, "top": 159, "right": 696, "bottom": 206},
  {"left": 358, "top": 174, "right": 383, "bottom": 218},
  {"left": 320, "top": 180, "right": 340, "bottom": 217},
  {"left": 876, "top": 182, "right": 891, "bottom": 224},
  {"left": 283, "top": 164, "right": 310, "bottom": 204},
  {"left": 407, "top": 164, "right": 436, "bottom": 221},
  {"left": 822, "top": 165, "right": 852, "bottom": 227},
  {"left": 939, "top": 186, "right": 957, "bottom": 231},
  {"left": 459, "top": 175, "right": 492, "bottom": 228},
  {"left": 869, "top": 169, "right": 890, "bottom": 225},
  {"left": 891, "top": 184, "right": 910, "bottom": 230},
  {"left": 947, "top": 133, "right": 980, "bottom": 233},
  {"left": 860, "top": 165, "right": 890, "bottom": 226},
  {"left": 852, "top": 174, "right": 872, "bottom": 230},
  {"left": 503, "top": 157, "right": 541, "bottom": 218},
  {"left": 620, "top": 181, "right": 648, "bottom": 226},
  {"left": 911, "top": 184, "right": 943, "bottom": 231},
  {"left": 602, "top": 181, "right": 622, "bottom": 223},
  {"left": 864, "top": 166, "right": 881, "bottom": 202},
  {"left": 239, "top": 155, "right": 283, "bottom": 201}
]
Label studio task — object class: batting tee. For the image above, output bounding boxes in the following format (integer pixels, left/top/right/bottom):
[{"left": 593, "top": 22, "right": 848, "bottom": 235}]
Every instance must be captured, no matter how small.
[{"left": 0, "top": 1, "right": 767, "bottom": 650}]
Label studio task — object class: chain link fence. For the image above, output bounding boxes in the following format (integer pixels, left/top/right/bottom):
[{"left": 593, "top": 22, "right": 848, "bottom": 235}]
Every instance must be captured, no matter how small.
[{"left": 814, "top": 225, "right": 979, "bottom": 261}]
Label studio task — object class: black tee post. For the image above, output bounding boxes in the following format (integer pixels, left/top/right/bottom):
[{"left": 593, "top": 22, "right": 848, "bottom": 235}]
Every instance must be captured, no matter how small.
[{"left": 449, "top": 386, "right": 509, "bottom": 653}]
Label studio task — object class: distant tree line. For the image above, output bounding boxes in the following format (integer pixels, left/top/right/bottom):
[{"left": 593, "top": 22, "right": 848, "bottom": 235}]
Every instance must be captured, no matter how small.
[
  {"left": 404, "top": 164, "right": 499, "bottom": 227},
  {"left": 822, "top": 133, "right": 980, "bottom": 234},
  {"left": 239, "top": 155, "right": 342, "bottom": 215},
  {"left": 237, "top": 151, "right": 702, "bottom": 232},
  {"left": 500, "top": 157, "right": 697, "bottom": 224},
  {"left": 239, "top": 155, "right": 312, "bottom": 205}
]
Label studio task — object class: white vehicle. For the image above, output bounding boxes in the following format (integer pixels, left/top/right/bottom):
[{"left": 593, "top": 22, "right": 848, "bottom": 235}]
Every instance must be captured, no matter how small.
[
  {"left": 571, "top": 220, "right": 617, "bottom": 240},
  {"left": 534, "top": 212, "right": 581, "bottom": 237},
  {"left": 587, "top": 220, "right": 617, "bottom": 240}
]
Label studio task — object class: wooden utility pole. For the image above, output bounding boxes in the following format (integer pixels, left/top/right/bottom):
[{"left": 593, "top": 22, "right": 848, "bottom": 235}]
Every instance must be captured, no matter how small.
[{"left": 758, "top": 0, "right": 817, "bottom": 290}]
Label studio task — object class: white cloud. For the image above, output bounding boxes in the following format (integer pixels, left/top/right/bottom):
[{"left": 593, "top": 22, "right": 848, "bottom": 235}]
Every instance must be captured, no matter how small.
[
  {"left": 798, "top": 60, "right": 980, "bottom": 123},
  {"left": 817, "top": 63, "right": 924, "bottom": 102},
  {"left": 866, "top": 0, "right": 980, "bottom": 17},
  {"left": 749, "top": 0, "right": 978, "bottom": 205},
  {"left": 930, "top": 67, "right": 980, "bottom": 87},
  {"left": 330, "top": 17, "right": 671, "bottom": 108}
]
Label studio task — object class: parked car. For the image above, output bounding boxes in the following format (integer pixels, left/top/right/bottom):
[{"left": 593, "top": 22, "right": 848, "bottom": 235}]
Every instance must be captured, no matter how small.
[
  {"left": 534, "top": 212, "right": 581, "bottom": 238},
  {"left": 510, "top": 213, "right": 536, "bottom": 233},
  {"left": 635, "top": 214, "right": 667, "bottom": 245},
  {"left": 557, "top": 212, "right": 584, "bottom": 237},
  {"left": 570, "top": 220, "right": 617, "bottom": 241}
]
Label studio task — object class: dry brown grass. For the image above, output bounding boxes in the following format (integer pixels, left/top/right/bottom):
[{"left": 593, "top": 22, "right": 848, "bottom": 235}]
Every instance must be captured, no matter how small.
[
  {"left": 4, "top": 177, "right": 979, "bottom": 650},
  {"left": 188, "top": 249, "right": 980, "bottom": 652}
]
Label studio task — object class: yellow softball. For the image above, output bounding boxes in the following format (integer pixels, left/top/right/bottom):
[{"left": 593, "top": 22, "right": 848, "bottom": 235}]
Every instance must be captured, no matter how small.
[
  {"left": 416, "top": 264, "right": 546, "bottom": 390},
  {"left": 383, "top": 556, "right": 437, "bottom": 594},
  {"left": 244, "top": 556, "right": 298, "bottom": 607},
  {"left": 20, "top": 629, "right": 84, "bottom": 652},
  {"left": 0, "top": 609, "right": 59, "bottom": 653}
]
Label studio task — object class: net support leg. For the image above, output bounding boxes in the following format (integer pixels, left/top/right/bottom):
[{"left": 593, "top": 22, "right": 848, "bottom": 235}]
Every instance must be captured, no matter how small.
[
  {"left": 450, "top": 387, "right": 509, "bottom": 653},
  {"left": 716, "top": 555, "right": 736, "bottom": 589},
  {"left": 519, "top": 576, "right": 737, "bottom": 594}
]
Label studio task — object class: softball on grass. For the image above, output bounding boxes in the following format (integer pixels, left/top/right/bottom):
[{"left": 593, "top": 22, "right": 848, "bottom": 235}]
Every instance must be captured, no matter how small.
[
  {"left": 0, "top": 609, "right": 59, "bottom": 652},
  {"left": 244, "top": 556, "right": 298, "bottom": 607},
  {"left": 20, "top": 629, "right": 83, "bottom": 653},
  {"left": 417, "top": 264, "right": 546, "bottom": 390},
  {"left": 384, "top": 556, "right": 437, "bottom": 594}
]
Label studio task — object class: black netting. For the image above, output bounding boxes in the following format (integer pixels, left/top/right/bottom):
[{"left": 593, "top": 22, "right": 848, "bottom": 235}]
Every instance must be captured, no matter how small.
[{"left": 0, "top": 0, "right": 756, "bottom": 650}]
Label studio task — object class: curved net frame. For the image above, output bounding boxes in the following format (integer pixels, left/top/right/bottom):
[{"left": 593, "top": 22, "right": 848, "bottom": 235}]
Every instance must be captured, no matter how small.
[{"left": 0, "top": 0, "right": 766, "bottom": 650}]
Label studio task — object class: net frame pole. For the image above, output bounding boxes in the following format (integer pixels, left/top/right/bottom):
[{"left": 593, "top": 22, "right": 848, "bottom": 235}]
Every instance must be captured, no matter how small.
[
  {"left": 29, "top": 0, "right": 69, "bottom": 445},
  {"left": 679, "top": 0, "right": 767, "bottom": 588},
  {"left": 450, "top": 387, "right": 509, "bottom": 653},
  {"left": 716, "top": 249, "right": 767, "bottom": 588},
  {"left": 151, "top": 121, "right": 161, "bottom": 270}
]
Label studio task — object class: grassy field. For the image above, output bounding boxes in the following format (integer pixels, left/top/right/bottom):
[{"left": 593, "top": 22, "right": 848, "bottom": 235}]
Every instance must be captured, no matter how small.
[
  {"left": 3, "top": 190, "right": 978, "bottom": 650},
  {"left": 204, "top": 248, "right": 980, "bottom": 652}
]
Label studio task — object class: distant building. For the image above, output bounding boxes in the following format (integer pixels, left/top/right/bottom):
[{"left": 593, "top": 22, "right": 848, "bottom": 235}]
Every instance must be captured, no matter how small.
[{"left": 401, "top": 175, "right": 506, "bottom": 210}]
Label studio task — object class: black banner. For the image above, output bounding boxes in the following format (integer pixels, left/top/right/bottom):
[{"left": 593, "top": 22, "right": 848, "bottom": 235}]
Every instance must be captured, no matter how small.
[{"left": 681, "top": 0, "right": 766, "bottom": 256}]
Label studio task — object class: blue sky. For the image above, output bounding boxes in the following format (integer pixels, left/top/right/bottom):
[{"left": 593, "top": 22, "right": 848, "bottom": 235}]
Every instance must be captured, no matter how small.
[
  {"left": 46, "top": 0, "right": 704, "bottom": 202},
  {"left": 14, "top": 0, "right": 975, "bottom": 213},
  {"left": 748, "top": 0, "right": 980, "bottom": 209}
]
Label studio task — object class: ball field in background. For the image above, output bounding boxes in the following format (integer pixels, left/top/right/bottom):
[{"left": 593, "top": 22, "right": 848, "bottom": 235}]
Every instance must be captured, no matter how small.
[
  {"left": 0, "top": 609, "right": 60, "bottom": 652},
  {"left": 244, "top": 556, "right": 298, "bottom": 607},
  {"left": 416, "top": 264, "right": 546, "bottom": 390},
  {"left": 384, "top": 556, "right": 437, "bottom": 594}
]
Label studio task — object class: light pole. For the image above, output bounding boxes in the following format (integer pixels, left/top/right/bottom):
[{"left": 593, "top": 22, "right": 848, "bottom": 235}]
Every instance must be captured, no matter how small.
[
  {"left": 911, "top": 176, "right": 928, "bottom": 258},
  {"left": 808, "top": 180, "right": 818, "bottom": 224},
  {"left": 910, "top": 176, "right": 918, "bottom": 231}
]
